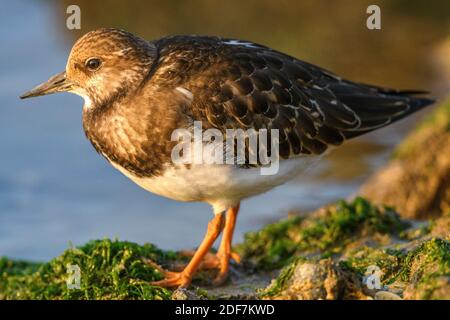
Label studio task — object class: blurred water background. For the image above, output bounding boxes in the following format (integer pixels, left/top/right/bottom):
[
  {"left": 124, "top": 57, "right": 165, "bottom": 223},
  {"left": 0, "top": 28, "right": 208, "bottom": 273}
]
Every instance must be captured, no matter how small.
[{"left": 0, "top": 0, "right": 449, "bottom": 260}]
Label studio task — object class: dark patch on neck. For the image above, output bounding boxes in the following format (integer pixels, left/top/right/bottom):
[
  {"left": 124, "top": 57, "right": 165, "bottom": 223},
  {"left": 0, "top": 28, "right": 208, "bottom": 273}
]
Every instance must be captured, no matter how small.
[
  {"left": 82, "top": 87, "right": 184, "bottom": 179},
  {"left": 93, "top": 85, "right": 129, "bottom": 114},
  {"left": 136, "top": 42, "right": 160, "bottom": 91}
]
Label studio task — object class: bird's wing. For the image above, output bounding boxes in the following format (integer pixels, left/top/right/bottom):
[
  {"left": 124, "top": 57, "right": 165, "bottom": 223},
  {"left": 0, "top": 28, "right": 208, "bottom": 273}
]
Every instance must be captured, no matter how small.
[{"left": 160, "top": 37, "right": 434, "bottom": 160}]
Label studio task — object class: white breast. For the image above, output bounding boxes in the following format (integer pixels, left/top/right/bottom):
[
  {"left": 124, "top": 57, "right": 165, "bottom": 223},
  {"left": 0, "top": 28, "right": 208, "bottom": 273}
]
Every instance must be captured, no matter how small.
[{"left": 109, "top": 155, "right": 320, "bottom": 214}]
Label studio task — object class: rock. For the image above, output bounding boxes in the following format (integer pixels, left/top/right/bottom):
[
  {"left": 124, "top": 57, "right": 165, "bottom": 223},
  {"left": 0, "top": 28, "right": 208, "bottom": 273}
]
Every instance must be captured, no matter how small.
[
  {"left": 360, "top": 98, "right": 450, "bottom": 219},
  {"left": 237, "top": 197, "right": 408, "bottom": 271},
  {"left": 430, "top": 214, "right": 450, "bottom": 239},
  {"left": 374, "top": 291, "right": 402, "bottom": 300},
  {"left": 262, "top": 237, "right": 450, "bottom": 300},
  {"left": 403, "top": 276, "right": 450, "bottom": 300},
  {"left": 431, "top": 36, "right": 450, "bottom": 94},
  {"left": 171, "top": 288, "right": 205, "bottom": 300},
  {"left": 1, "top": 206, "right": 448, "bottom": 300},
  {"left": 268, "top": 259, "right": 341, "bottom": 300},
  {"left": 264, "top": 259, "right": 349, "bottom": 300},
  {"left": 400, "top": 238, "right": 450, "bottom": 300}
]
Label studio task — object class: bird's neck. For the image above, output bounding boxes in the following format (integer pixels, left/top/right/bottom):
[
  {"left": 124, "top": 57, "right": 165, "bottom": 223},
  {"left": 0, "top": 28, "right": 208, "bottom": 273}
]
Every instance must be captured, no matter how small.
[{"left": 82, "top": 87, "right": 188, "bottom": 178}]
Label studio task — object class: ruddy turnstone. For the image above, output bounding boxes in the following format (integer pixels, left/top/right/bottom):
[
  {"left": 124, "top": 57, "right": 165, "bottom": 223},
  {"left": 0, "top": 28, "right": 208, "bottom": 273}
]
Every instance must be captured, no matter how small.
[{"left": 21, "top": 28, "right": 433, "bottom": 288}]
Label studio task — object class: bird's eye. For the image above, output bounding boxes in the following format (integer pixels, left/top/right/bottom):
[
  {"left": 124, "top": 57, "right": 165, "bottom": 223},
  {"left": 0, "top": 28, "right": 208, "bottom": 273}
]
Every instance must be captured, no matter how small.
[{"left": 85, "top": 58, "right": 102, "bottom": 71}]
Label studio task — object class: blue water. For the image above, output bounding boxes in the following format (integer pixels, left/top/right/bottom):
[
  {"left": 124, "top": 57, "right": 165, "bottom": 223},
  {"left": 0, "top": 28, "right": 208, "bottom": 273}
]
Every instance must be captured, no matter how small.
[{"left": 0, "top": 1, "right": 429, "bottom": 261}]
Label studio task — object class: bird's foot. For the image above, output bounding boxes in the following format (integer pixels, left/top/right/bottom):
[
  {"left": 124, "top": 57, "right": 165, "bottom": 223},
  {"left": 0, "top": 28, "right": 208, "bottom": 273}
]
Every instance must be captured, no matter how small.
[
  {"left": 144, "top": 211, "right": 227, "bottom": 288},
  {"left": 144, "top": 259, "right": 192, "bottom": 288},
  {"left": 179, "top": 250, "right": 241, "bottom": 285}
]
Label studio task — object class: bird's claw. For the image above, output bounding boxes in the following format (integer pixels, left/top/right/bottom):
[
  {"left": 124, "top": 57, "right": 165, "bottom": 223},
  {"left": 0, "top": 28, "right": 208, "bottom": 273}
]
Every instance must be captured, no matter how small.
[
  {"left": 144, "top": 258, "right": 192, "bottom": 288},
  {"left": 178, "top": 250, "right": 240, "bottom": 285}
]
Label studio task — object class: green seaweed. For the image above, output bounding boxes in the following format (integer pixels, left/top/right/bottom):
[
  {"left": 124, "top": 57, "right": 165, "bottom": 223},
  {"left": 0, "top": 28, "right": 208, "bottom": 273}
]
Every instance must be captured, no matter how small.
[
  {"left": 0, "top": 239, "right": 177, "bottom": 300},
  {"left": 399, "top": 222, "right": 432, "bottom": 240},
  {"left": 340, "top": 238, "right": 450, "bottom": 298},
  {"left": 394, "top": 238, "right": 450, "bottom": 284},
  {"left": 0, "top": 206, "right": 447, "bottom": 299},
  {"left": 237, "top": 197, "right": 408, "bottom": 270},
  {"left": 259, "top": 257, "right": 306, "bottom": 298},
  {"left": 339, "top": 246, "right": 404, "bottom": 284},
  {"left": 235, "top": 215, "right": 304, "bottom": 270},
  {"left": 0, "top": 258, "right": 42, "bottom": 276}
]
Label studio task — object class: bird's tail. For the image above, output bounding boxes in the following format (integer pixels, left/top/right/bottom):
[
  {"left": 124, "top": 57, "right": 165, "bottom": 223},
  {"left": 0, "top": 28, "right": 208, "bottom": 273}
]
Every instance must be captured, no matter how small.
[{"left": 332, "top": 83, "right": 435, "bottom": 139}]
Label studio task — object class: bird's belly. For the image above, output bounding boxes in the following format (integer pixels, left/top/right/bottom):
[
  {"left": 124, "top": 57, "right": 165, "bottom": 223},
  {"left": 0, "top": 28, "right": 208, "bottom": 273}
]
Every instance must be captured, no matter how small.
[{"left": 109, "top": 156, "right": 319, "bottom": 212}]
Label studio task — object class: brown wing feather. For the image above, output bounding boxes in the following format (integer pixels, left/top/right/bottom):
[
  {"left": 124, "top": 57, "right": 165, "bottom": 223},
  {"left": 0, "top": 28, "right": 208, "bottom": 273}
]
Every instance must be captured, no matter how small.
[{"left": 155, "top": 36, "right": 433, "bottom": 161}]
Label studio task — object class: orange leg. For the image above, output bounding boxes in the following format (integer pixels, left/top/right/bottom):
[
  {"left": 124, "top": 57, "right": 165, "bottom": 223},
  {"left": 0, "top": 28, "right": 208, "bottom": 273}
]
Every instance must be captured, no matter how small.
[
  {"left": 179, "top": 204, "right": 241, "bottom": 285},
  {"left": 149, "top": 212, "right": 225, "bottom": 288},
  {"left": 214, "top": 203, "right": 240, "bottom": 285}
]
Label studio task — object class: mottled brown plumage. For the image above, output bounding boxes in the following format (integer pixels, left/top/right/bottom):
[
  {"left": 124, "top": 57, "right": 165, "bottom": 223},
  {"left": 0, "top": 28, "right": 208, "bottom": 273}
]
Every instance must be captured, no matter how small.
[
  {"left": 20, "top": 28, "right": 434, "bottom": 288},
  {"left": 68, "top": 29, "right": 433, "bottom": 177}
]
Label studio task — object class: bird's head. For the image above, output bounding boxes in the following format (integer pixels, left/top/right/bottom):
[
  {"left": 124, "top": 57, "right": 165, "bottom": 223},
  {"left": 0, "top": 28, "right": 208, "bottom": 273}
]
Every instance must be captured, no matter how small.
[{"left": 20, "top": 28, "right": 157, "bottom": 108}]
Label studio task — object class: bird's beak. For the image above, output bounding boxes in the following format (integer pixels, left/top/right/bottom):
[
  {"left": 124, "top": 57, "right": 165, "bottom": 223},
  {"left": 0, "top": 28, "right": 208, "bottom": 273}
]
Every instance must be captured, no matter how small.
[{"left": 20, "top": 71, "right": 74, "bottom": 99}]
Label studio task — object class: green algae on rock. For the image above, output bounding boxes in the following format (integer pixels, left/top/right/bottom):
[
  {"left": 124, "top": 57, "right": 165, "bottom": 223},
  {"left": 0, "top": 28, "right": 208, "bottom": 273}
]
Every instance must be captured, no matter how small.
[
  {"left": 398, "top": 238, "right": 450, "bottom": 299},
  {"left": 0, "top": 239, "right": 177, "bottom": 300},
  {"left": 1, "top": 202, "right": 448, "bottom": 300},
  {"left": 260, "top": 257, "right": 307, "bottom": 298},
  {"left": 0, "top": 258, "right": 42, "bottom": 277},
  {"left": 429, "top": 211, "right": 450, "bottom": 239},
  {"left": 261, "top": 257, "right": 370, "bottom": 300},
  {"left": 262, "top": 238, "right": 450, "bottom": 300},
  {"left": 237, "top": 197, "right": 408, "bottom": 270},
  {"left": 339, "top": 246, "right": 404, "bottom": 283},
  {"left": 339, "top": 238, "right": 450, "bottom": 299}
]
